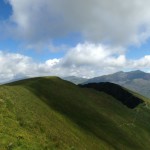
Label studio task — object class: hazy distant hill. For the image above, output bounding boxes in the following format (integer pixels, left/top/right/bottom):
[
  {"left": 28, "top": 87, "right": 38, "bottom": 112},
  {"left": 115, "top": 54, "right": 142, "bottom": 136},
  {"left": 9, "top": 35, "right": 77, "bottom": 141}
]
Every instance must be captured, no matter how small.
[
  {"left": 1, "top": 77, "right": 150, "bottom": 149},
  {"left": 83, "top": 70, "right": 150, "bottom": 98},
  {"left": 62, "top": 76, "right": 88, "bottom": 84}
]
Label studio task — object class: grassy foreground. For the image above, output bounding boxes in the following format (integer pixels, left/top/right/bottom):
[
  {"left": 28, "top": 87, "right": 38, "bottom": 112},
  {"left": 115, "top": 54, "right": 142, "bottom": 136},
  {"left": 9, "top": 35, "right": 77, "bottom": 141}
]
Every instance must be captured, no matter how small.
[{"left": 0, "top": 77, "right": 150, "bottom": 149}]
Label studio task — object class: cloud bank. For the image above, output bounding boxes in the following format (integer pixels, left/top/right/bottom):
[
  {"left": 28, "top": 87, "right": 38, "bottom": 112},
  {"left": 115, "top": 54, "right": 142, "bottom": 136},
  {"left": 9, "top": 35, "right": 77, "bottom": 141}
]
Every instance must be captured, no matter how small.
[
  {"left": 0, "top": 43, "right": 150, "bottom": 83},
  {"left": 6, "top": 0, "right": 150, "bottom": 46}
]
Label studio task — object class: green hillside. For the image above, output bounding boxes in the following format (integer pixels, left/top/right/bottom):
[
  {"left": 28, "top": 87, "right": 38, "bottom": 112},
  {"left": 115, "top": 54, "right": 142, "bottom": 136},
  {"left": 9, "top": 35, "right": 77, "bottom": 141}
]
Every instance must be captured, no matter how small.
[{"left": 0, "top": 77, "right": 150, "bottom": 150}]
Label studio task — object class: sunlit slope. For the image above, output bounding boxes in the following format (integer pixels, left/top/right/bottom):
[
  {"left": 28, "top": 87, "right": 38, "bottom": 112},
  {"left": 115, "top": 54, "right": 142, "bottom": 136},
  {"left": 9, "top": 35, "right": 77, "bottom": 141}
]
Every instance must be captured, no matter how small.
[{"left": 0, "top": 77, "right": 150, "bottom": 149}]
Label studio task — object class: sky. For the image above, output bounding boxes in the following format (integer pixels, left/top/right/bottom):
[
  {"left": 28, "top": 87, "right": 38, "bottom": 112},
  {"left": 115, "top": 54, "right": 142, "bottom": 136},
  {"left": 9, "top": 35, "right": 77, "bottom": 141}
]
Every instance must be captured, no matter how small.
[{"left": 0, "top": 0, "right": 150, "bottom": 82}]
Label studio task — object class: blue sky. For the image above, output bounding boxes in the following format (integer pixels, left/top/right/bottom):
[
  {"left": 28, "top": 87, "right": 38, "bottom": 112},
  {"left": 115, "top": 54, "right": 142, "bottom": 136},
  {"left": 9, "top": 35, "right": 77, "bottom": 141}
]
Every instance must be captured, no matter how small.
[
  {"left": 0, "top": 0, "right": 83, "bottom": 61},
  {"left": 127, "top": 41, "right": 150, "bottom": 59},
  {"left": 0, "top": 0, "right": 150, "bottom": 82},
  {"left": 0, "top": 0, "right": 12, "bottom": 20}
]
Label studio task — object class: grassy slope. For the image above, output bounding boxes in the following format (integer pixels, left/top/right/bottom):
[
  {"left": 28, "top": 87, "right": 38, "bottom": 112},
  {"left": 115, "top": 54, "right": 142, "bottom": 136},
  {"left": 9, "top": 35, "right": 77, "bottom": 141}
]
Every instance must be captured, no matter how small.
[{"left": 0, "top": 77, "right": 150, "bottom": 149}]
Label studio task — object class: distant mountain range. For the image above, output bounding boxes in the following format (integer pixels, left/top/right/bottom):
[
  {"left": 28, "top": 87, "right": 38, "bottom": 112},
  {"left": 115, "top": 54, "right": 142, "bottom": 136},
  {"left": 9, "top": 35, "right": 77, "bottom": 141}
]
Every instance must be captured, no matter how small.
[{"left": 64, "top": 70, "right": 150, "bottom": 98}]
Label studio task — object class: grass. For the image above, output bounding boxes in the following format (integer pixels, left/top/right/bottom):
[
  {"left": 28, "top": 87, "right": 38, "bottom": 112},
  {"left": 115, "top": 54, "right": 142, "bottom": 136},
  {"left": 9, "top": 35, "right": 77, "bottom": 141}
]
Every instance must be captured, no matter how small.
[{"left": 0, "top": 76, "right": 150, "bottom": 149}]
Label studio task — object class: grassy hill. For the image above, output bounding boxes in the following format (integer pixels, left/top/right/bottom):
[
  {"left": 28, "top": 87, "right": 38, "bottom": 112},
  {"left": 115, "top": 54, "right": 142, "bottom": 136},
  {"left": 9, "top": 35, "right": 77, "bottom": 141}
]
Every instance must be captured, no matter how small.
[{"left": 0, "top": 77, "right": 150, "bottom": 149}]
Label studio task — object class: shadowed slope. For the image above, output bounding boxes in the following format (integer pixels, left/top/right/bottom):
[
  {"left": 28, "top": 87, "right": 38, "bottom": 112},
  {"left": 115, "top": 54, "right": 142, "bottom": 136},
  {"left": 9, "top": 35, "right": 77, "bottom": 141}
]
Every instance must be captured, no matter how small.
[{"left": 79, "top": 82, "right": 143, "bottom": 108}]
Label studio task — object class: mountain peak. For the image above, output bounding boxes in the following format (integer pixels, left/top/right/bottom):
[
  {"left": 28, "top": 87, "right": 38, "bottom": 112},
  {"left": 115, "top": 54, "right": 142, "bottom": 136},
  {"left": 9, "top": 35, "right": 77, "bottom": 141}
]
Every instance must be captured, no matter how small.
[
  {"left": 129, "top": 70, "right": 145, "bottom": 74},
  {"left": 114, "top": 71, "right": 124, "bottom": 74}
]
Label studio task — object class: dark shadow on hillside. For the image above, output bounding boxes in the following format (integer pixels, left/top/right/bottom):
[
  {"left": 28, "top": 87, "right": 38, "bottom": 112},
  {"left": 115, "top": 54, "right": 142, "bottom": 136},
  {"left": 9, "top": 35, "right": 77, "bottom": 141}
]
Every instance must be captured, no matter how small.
[{"left": 79, "top": 82, "right": 143, "bottom": 109}]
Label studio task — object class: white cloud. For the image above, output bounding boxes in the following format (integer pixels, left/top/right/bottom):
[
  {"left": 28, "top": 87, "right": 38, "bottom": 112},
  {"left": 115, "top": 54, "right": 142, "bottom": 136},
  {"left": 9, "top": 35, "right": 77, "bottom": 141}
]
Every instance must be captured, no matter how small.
[
  {"left": 0, "top": 51, "right": 34, "bottom": 82},
  {"left": 0, "top": 43, "right": 150, "bottom": 83},
  {"left": 45, "top": 59, "right": 60, "bottom": 67},
  {"left": 62, "top": 43, "right": 126, "bottom": 67},
  {"left": 130, "top": 55, "right": 150, "bottom": 68},
  {"left": 5, "top": 0, "right": 150, "bottom": 47}
]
